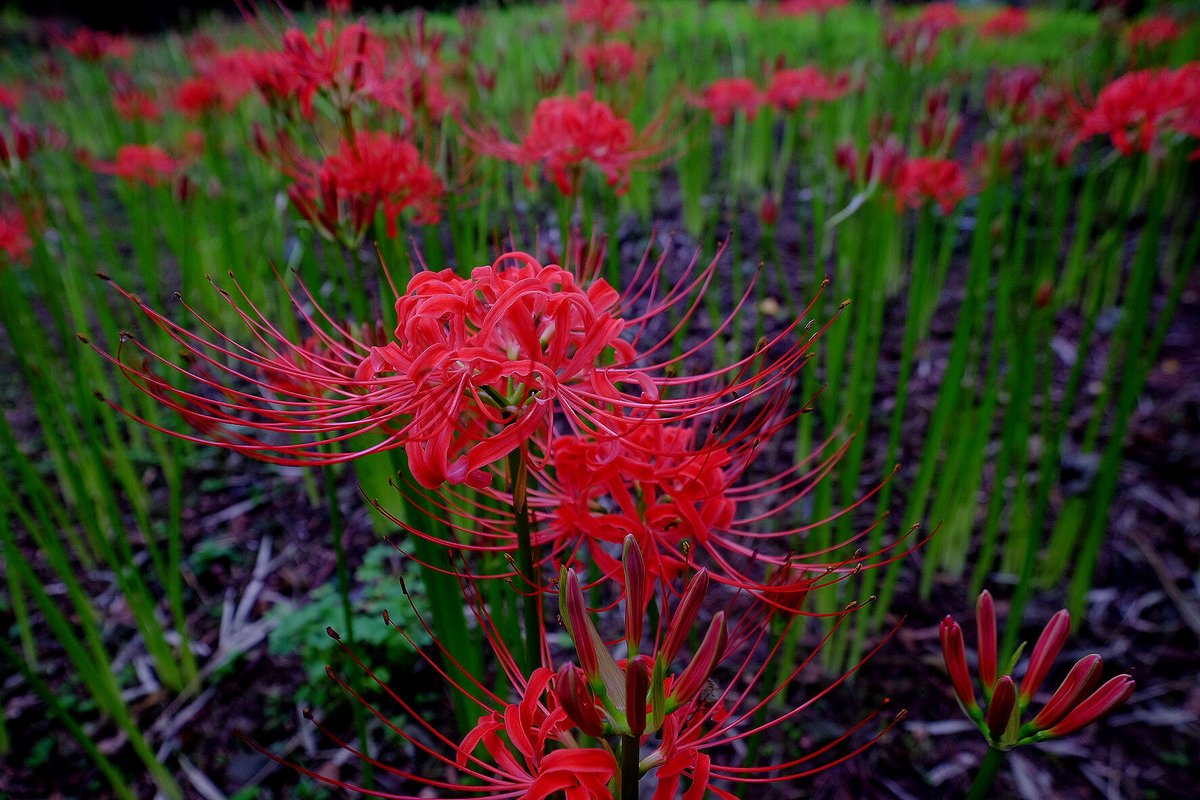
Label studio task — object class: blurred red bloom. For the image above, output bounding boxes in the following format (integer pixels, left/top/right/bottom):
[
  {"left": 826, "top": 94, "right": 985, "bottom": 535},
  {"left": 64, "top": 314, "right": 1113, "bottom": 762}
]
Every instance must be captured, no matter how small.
[
  {"left": 0, "top": 83, "right": 21, "bottom": 112},
  {"left": 566, "top": 0, "right": 637, "bottom": 32},
  {"left": 1076, "top": 66, "right": 1199, "bottom": 156},
  {"left": 579, "top": 41, "right": 639, "bottom": 84},
  {"left": 917, "top": 87, "right": 962, "bottom": 154},
  {"left": 774, "top": 0, "right": 849, "bottom": 16},
  {"left": 765, "top": 66, "right": 851, "bottom": 112},
  {"left": 175, "top": 76, "right": 228, "bottom": 117},
  {"left": 60, "top": 28, "right": 134, "bottom": 61},
  {"left": 91, "top": 144, "right": 181, "bottom": 187},
  {"left": 475, "top": 93, "right": 659, "bottom": 195},
  {"left": 918, "top": 2, "right": 966, "bottom": 34},
  {"left": 941, "top": 591, "right": 1134, "bottom": 749},
  {"left": 0, "top": 207, "right": 32, "bottom": 264},
  {"left": 282, "top": 19, "right": 385, "bottom": 117},
  {"left": 979, "top": 7, "right": 1030, "bottom": 38},
  {"left": 695, "top": 78, "right": 764, "bottom": 125},
  {"left": 894, "top": 157, "right": 970, "bottom": 213},
  {"left": 113, "top": 88, "right": 161, "bottom": 122},
  {"left": 283, "top": 129, "right": 443, "bottom": 241},
  {"left": 835, "top": 136, "right": 907, "bottom": 188},
  {"left": 1126, "top": 16, "right": 1183, "bottom": 51}
]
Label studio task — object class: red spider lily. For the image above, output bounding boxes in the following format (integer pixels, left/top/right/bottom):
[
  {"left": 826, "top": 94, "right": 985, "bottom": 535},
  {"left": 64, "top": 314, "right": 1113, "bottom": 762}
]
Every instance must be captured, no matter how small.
[
  {"left": 0, "top": 207, "right": 32, "bottom": 264},
  {"left": 916, "top": 87, "right": 962, "bottom": 155},
  {"left": 472, "top": 93, "right": 661, "bottom": 195},
  {"left": 1126, "top": 16, "right": 1183, "bottom": 51},
  {"left": 765, "top": 66, "right": 850, "bottom": 112},
  {"left": 978, "top": 7, "right": 1030, "bottom": 38},
  {"left": 917, "top": 2, "right": 966, "bottom": 35},
  {"left": 0, "top": 118, "right": 44, "bottom": 173},
  {"left": 1075, "top": 66, "right": 1200, "bottom": 156},
  {"left": 113, "top": 88, "right": 161, "bottom": 122},
  {"left": 174, "top": 76, "right": 228, "bottom": 117},
  {"left": 90, "top": 144, "right": 181, "bottom": 187},
  {"left": 282, "top": 129, "right": 444, "bottom": 241},
  {"left": 940, "top": 591, "right": 1134, "bottom": 749},
  {"left": 98, "top": 243, "right": 816, "bottom": 492},
  {"left": 773, "top": 0, "right": 849, "bottom": 17},
  {"left": 0, "top": 83, "right": 21, "bottom": 112},
  {"left": 579, "top": 41, "right": 639, "bottom": 85},
  {"left": 894, "top": 157, "right": 970, "bottom": 213},
  {"left": 361, "top": 17, "right": 456, "bottom": 122},
  {"left": 835, "top": 136, "right": 907, "bottom": 189},
  {"left": 281, "top": 18, "right": 386, "bottom": 118},
  {"left": 259, "top": 536, "right": 900, "bottom": 798},
  {"left": 60, "top": 28, "right": 134, "bottom": 61},
  {"left": 566, "top": 0, "right": 637, "bottom": 33},
  {"left": 884, "top": 4, "right": 964, "bottom": 68},
  {"left": 694, "top": 78, "right": 764, "bottom": 126}
]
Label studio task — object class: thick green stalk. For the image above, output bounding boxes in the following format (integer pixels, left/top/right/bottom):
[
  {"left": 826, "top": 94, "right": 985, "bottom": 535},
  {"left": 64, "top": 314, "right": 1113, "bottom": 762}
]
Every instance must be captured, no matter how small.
[
  {"left": 965, "top": 747, "right": 1007, "bottom": 800},
  {"left": 509, "top": 447, "right": 542, "bottom": 675}
]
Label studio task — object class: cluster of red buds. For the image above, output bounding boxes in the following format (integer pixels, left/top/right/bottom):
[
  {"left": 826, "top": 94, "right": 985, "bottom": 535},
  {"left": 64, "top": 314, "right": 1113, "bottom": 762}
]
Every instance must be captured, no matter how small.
[{"left": 941, "top": 591, "right": 1134, "bottom": 750}]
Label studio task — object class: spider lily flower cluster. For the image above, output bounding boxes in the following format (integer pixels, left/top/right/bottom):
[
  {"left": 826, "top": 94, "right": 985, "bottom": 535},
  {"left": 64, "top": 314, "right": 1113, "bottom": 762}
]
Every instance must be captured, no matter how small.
[
  {"left": 279, "top": 536, "right": 898, "bottom": 799},
  {"left": 940, "top": 591, "right": 1134, "bottom": 750},
  {"left": 98, "top": 244, "right": 812, "bottom": 491}
]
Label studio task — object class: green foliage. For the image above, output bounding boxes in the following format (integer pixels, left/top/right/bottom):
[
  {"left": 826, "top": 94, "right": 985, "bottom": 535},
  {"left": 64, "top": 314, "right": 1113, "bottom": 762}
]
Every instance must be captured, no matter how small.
[{"left": 267, "top": 544, "right": 430, "bottom": 702}]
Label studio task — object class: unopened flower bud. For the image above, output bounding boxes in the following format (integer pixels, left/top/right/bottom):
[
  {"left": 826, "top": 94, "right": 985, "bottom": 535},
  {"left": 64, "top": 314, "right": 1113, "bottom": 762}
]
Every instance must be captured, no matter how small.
[
  {"left": 986, "top": 675, "right": 1018, "bottom": 745},
  {"left": 661, "top": 569, "right": 709, "bottom": 664},
  {"left": 670, "top": 611, "right": 727, "bottom": 706},
  {"left": 556, "top": 662, "right": 606, "bottom": 737}
]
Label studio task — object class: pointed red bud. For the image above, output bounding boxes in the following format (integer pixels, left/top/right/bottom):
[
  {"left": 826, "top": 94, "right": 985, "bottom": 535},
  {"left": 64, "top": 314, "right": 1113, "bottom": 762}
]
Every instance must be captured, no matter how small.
[
  {"left": 986, "top": 675, "right": 1018, "bottom": 743},
  {"left": 661, "top": 569, "right": 709, "bottom": 665},
  {"left": 562, "top": 569, "right": 601, "bottom": 682},
  {"left": 939, "top": 616, "right": 976, "bottom": 711},
  {"left": 670, "top": 611, "right": 727, "bottom": 707},
  {"left": 625, "top": 656, "right": 650, "bottom": 736},
  {"left": 1032, "top": 654, "right": 1102, "bottom": 731},
  {"left": 976, "top": 591, "right": 997, "bottom": 692},
  {"left": 1021, "top": 609, "right": 1070, "bottom": 703},
  {"left": 560, "top": 569, "right": 626, "bottom": 706},
  {"left": 1046, "top": 674, "right": 1134, "bottom": 738},
  {"left": 623, "top": 535, "right": 646, "bottom": 657},
  {"left": 556, "top": 662, "right": 606, "bottom": 738}
]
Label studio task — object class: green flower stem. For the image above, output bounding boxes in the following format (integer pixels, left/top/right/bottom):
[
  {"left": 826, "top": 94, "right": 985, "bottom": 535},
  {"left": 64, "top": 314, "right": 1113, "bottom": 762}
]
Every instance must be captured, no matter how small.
[
  {"left": 965, "top": 747, "right": 1007, "bottom": 800},
  {"left": 509, "top": 447, "right": 542, "bottom": 675}
]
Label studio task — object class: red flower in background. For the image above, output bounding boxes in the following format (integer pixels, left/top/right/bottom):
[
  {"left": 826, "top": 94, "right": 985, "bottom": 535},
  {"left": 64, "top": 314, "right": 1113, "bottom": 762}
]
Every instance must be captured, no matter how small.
[
  {"left": 695, "top": 77, "right": 764, "bottom": 125},
  {"left": 835, "top": 136, "right": 907, "bottom": 188},
  {"left": 894, "top": 157, "right": 970, "bottom": 212},
  {"left": 284, "top": 129, "right": 443, "bottom": 241},
  {"left": 774, "top": 0, "right": 849, "bottom": 17},
  {"left": 0, "top": 83, "right": 21, "bottom": 112},
  {"left": 918, "top": 2, "right": 966, "bottom": 35},
  {"left": 579, "top": 41, "right": 639, "bottom": 84},
  {"left": 91, "top": 144, "right": 181, "bottom": 187},
  {"left": 113, "top": 88, "right": 161, "bottom": 122},
  {"left": 60, "top": 28, "right": 134, "bottom": 61},
  {"left": 175, "top": 76, "right": 228, "bottom": 117},
  {"left": 0, "top": 208, "right": 32, "bottom": 264},
  {"left": 979, "top": 7, "right": 1030, "bottom": 38},
  {"left": 566, "top": 0, "right": 637, "bottom": 32},
  {"left": 941, "top": 591, "right": 1134, "bottom": 749},
  {"left": 766, "top": 66, "right": 851, "bottom": 111},
  {"left": 1076, "top": 66, "right": 1200, "bottom": 156},
  {"left": 281, "top": 19, "right": 385, "bottom": 117},
  {"left": 1126, "top": 16, "right": 1183, "bottom": 51},
  {"left": 476, "top": 93, "right": 659, "bottom": 194}
]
